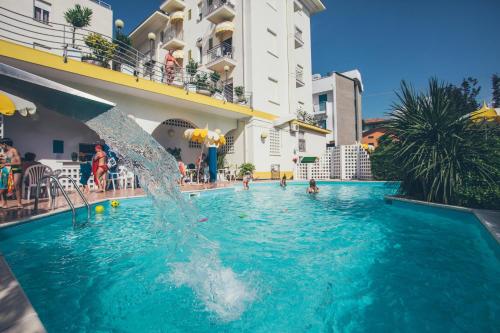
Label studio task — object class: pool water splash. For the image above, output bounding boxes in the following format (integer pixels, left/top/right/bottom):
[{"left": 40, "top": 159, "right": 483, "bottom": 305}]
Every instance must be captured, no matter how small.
[
  {"left": 168, "top": 251, "right": 257, "bottom": 322},
  {"left": 86, "top": 108, "right": 254, "bottom": 321}
]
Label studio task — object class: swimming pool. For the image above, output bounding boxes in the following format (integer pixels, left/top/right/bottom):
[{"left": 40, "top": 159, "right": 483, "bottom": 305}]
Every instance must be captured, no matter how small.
[{"left": 1, "top": 182, "right": 498, "bottom": 332}]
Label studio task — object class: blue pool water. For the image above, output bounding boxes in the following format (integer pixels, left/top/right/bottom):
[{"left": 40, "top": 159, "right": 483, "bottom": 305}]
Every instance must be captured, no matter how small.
[{"left": 0, "top": 182, "right": 499, "bottom": 332}]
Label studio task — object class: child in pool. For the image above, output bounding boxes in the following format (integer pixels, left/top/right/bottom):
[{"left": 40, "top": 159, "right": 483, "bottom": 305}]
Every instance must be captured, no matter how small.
[
  {"left": 307, "top": 179, "right": 319, "bottom": 194},
  {"left": 242, "top": 172, "right": 251, "bottom": 190},
  {"left": 280, "top": 175, "right": 287, "bottom": 187}
]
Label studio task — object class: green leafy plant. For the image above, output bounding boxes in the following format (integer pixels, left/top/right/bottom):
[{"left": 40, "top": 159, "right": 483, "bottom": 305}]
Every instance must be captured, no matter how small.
[
  {"left": 209, "top": 71, "right": 222, "bottom": 95},
  {"left": 186, "top": 59, "right": 199, "bottom": 82},
  {"left": 64, "top": 4, "right": 93, "bottom": 48},
  {"left": 216, "top": 151, "right": 227, "bottom": 170},
  {"left": 238, "top": 163, "right": 255, "bottom": 178},
  {"left": 84, "top": 33, "right": 117, "bottom": 66},
  {"left": 385, "top": 78, "right": 499, "bottom": 206},
  {"left": 234, "top": 86, "right": 245, "bottom": 101},
  {"left": 166, "top": 147, "right": 182, "bottom": 161},
  {"left": 195, "top": 72, "right": 209, "bottom": 90}
]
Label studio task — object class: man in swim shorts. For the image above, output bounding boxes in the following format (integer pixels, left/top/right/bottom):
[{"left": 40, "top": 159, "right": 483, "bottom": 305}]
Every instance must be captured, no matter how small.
[
  {"left": 0, "top": 138, "right": 23, "bottom": 208},
  {"left": 92, "top": 144, "right": 108, "bottom": 192}
]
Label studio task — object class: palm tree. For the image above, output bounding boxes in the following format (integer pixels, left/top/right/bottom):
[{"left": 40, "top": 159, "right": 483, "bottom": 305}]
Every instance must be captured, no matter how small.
[
  {"left": 64, "top": 4, "right": 93, "bottom": 48},
  {"left": 387, "top": 78, "right": 498, "bottom": 204}
]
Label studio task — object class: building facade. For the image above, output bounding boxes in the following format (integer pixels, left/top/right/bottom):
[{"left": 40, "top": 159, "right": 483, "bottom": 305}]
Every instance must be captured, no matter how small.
[
  {"left": 362, "top": 118, "right": 389, "bottom": 150},
  {"left": 0, "top": 0, "right": 331, "bottom": 180},
  {"left": 312, "top": 70, "right": 363, "bottom": 146}
]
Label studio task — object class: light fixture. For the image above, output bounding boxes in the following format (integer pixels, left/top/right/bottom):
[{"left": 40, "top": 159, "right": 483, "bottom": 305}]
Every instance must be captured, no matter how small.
[
  {"left": 223, "top": 65, "right": 230, "bottom": 72},
  {"left": 148, "top": 32, "right": 156, "bottom": 41},
  {"left": 261, "top": 130, "right": 269, "bottom": 140},
  {"left": 115, "top": 19, "right": 124, "bottom": 30},
  {"left": 167, "top": 129, "right": 175, "bottom": 137}
]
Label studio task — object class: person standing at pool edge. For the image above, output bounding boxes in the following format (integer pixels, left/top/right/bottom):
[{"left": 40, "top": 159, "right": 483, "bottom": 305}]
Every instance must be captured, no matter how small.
[
  {"left": 307, "top": 179, "right": 319, "bottom": 194},
  {"left": 0, "top": 138, "right": 22, "bottom": 208},
  {"left": 92, "top": 144, "right": 108, "bottom": 192}
]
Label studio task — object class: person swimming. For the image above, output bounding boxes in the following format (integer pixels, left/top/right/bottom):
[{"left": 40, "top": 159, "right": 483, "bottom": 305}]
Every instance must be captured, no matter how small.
[
  {"left": 307, "top": 179, "right": 319, "bottom": 194},
  {"left": 280, "top": 175, "right": 287, "bottom": 187}
]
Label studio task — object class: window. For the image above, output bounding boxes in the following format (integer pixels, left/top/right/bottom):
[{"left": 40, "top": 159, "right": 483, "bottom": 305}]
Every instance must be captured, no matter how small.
[
  {"left": 160, "top": 31, "right": 165, "bottom": 43},
  {"left": 298, "top": 131, "right": 306, "bottom": 152},
  {"left": 34, "top": 0, "right": 50, "bottom": 23},
  {"left": 268, "top": 76, "right": 279, "bottom": 105},
  {"left": 270, "top": 129, "right": 281, "bottom": 156},
  {"left": 53, "top": 140, "right": 64, "bottom": 154},
  {"left": 208, "top": 38, "right": 213, "bottom": 50},
  {"left": 197, "top": 3, "right": 202, "bottom": 21},
  {"left": 220, "top": 135, "right": 235, "bottom": 154},
  {"left": 188, "top": 9, "right": 192, "bottom": 20},
  {"left": 319, "top": 94, "right": 327, "bottom": 112},
  {"left": 319, "top": 120, "right": 327, "bottom": 129},
  {"left": 188, "top": 49, "right": 192, "bottom": 60},
  {"left": 189, "top": 141, "right": 202, "bottom": 149},
  {"left": 198, "top": 46, "right": 202, "bottom": 63},
  {"left": 207, "top": 0, "right": 213, "bottom": 7}
]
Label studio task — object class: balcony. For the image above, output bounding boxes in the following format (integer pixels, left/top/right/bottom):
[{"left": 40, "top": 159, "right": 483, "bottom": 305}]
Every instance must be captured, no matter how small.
[
  {"left": 294, "top": 28, "right": 304, "bottom": 48},
  {"left": 204, "top": 0, "right": 236, "bottom": 24},
  {"left": 160, "top": 0, "right": 185, "bottom": 14},
  {"left": 161, "top": 28, "right": 185, "bottom": 50},
  {"left": 205, "top": 42, "right": 236, "bottom": 72},
  {"left": 296, "top": 66, "right": 305, "bottom": 87}
]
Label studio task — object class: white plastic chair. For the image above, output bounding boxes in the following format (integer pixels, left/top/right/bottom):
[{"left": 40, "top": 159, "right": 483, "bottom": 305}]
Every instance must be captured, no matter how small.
[
  {"left": 118, "top": 166, "right": 135, "bottom": 190},
  {"left": 22, "top": 164, "right": 53, "bottom": 201}
]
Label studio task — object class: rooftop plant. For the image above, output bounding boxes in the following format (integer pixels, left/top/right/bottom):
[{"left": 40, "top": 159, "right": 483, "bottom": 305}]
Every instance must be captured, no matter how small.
[
  {"left": 84, "top": 33, "right": 117, "bottom": 67},
  {"left": 64, "top": 4, "right": 93, "bottom": 48},
  {"left": 186, "top": 59, "right": 199, "bottom": 81}
]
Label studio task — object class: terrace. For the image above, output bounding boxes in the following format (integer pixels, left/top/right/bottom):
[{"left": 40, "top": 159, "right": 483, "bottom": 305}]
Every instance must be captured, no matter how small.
[{"left": 0, "top": 6, "right": 253, "bottom": 108}]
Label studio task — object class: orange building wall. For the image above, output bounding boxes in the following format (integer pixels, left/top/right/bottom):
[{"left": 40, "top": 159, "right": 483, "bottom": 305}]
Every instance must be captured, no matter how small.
[{"left": 362, "top": 128, "right": 387, "bottom": 149}]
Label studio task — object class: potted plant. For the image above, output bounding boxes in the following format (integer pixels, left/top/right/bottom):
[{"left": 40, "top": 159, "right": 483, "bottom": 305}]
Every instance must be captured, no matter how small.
[
  {"left": 234, "top": 86, "right": 247, "bottom": 104},
  {"left": 185, "top": 59, "right": 199, "bottom": 92},
  {"left": 71, "top": 152, "right": 78, "bottom": 162},
  {"left": 238, "top": 163, "right": 255, "bottom": 179},
  {"left": 83, "top": 33, "right": 117, "bottom": 67},
  {"left": 64, "top": 4, "right": 93, "bottom": 48},
  {"left": 195, "top": 72, "right": 211, "bottom": 96},
  {"left": 209, "top": 71, "right": 224, "bottom": 100}
]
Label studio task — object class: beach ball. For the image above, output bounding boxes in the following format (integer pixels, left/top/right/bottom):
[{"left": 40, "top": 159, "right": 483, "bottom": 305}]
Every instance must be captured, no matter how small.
[
  {"left": 95, "top": 205, "right": 105, "bottom": 214},
  {"left": 111, "top": 200, "right": 120, "bottom": 208}
]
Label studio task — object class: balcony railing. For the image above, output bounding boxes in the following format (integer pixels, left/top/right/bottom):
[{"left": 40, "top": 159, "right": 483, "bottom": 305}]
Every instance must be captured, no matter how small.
[
  {"left": 89, "top": 0, "right": 112, "bottom": 10},
  {"left": 165, "top": 27, "right": 183, "bottom": 41},
  {"left": 206, "top": 42, "right": 233, "bottom": 63},
  {"left": 0, "top": 6, "right": 252, "bottom": 107},
  {"left": 203, "top": 0, "right": 235, "bottom": 18}
]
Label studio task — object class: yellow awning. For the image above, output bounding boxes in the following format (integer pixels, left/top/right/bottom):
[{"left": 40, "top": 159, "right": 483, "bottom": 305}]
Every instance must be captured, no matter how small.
[
  {"left": 170, "top": 11, "right": 184, "bottom": 23},
  {"left": 172, "top": 50, "right": 184, "bottom": 59},
  {"left": 215, "top": 21, "right": 234, "bottom": 35},
  {"left": 471, "top": 102, "right": 499, "bottom": 123},
  {"left": 0, "top": 91, "right": 36, "bottom": 116}
]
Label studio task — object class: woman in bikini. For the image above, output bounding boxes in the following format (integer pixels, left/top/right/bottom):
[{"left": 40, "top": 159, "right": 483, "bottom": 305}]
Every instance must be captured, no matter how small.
[
  {"left": 92, "top": 144, "right": 108, "bottom": 192},
  {"left": 0, "top": 138, "right": 22, "bottom": 208},
  {"left": 165, "top": 50, "right": 181, "bottom": 84}
]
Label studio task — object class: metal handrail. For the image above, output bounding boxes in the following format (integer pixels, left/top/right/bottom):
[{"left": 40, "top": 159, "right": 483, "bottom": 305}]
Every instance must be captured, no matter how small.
[
  {"left": 0, "top": 6, "right": 253, "bottom": 107},
  {"left": 206, "top": 42, "right": 234, "bottom": 63},
  {"left": 59, "top": 175, "right": 91, "bottom": 220},
  {"left": 33, "top": 175, "right": 90, "bottom": 224}
]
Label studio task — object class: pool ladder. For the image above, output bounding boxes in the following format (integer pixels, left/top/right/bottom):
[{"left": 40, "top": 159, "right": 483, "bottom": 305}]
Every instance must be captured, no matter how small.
[{"left": 33, "top": 175, "right": 91, "bottom": 225}]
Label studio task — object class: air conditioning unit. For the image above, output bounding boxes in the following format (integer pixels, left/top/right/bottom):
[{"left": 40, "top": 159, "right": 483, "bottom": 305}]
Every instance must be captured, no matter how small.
[{"left": 290, "top": 123, "right": 299, "bottom": 132}]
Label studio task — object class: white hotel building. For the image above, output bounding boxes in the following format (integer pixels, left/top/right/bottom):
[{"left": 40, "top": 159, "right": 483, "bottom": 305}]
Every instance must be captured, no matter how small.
[{"left": 0, "top": 0, "right": 342, "bottom": 181}]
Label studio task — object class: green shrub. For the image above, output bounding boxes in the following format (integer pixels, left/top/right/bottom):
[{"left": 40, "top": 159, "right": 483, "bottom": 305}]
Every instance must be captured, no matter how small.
[
  {"left": 238, "top": 163, "right": 255, "bottom": 177},
  {"left": 84, "top": 33, "right": 117, "bottom": 66}
]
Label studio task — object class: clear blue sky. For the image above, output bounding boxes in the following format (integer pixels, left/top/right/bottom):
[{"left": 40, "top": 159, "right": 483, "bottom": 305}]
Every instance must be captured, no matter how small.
[{"left": 107, "top": 0, "right": 499, "bottom": 118}]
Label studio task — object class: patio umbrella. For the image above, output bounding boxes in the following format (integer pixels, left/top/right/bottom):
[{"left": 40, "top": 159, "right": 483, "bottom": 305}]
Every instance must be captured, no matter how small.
[
  {"left": 184, "top": 127, "right": 226, "bottom": 183},
  {"left": 0, "top": 90, "right": 37, "bottom": 117}
]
